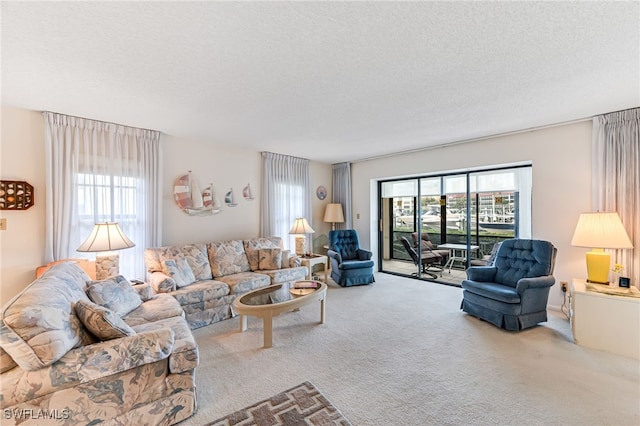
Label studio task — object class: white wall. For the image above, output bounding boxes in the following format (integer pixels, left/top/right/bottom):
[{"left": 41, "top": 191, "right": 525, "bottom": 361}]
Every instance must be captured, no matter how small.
[
  {"left": 0, "top": 108, "right": 47, "bottom": 303},
  {"left": 161, "top": 134, "right": 263, "bottom": 244},
  {"left": 0, "top": 107, "right": 333, "bottom": 302},
  {"left": 161, "top": 137, "right": 333, "bottom": 248},
  {"left": 350, "top": 121, "right": 592, "bottom": 308}
]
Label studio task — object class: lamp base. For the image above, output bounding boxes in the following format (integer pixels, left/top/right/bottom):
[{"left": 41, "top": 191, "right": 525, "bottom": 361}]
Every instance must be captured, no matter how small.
[
  {"left": 586, "top": 249, "right": 610, "bottom": 285},
  {"left": 95, "top": 252, "right": 120, "bottom": 280},
  {"left": 295, "top": 236, "right": 306, "bottom": 256}
]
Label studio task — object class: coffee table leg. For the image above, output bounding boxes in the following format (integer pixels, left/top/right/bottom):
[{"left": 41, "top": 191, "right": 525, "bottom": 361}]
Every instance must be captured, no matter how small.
[
  {"left": 240, "top": 315, "right": 247, "bottom": 332},
  {"left": 320, "top": 297, "right": 325, "bottom": 324},
  {"left": 263, "top": 314, "right": 273, "bottom": 348}
]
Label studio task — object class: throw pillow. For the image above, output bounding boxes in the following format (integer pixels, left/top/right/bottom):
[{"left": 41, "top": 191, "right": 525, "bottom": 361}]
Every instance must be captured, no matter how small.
[
  {"left": 74, "top": 300, "right": 136, "bottom": 341},
  {"left": 281, "top": 250, "right": 291, "bottom": 269},
  {"left": 161, "top": 256, "right": 196, "bottom": 288},
  {"left": 258, "top": 248, "right": 282, "bottom": 270},
  {"left": 86, "top": 275, "right": 142, "bottom": 317}
]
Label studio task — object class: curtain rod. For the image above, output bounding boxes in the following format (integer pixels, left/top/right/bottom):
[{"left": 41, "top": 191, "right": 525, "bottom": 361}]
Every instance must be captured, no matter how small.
[{"left": 41, "top": 110, "right": 161, "bottom": 133}]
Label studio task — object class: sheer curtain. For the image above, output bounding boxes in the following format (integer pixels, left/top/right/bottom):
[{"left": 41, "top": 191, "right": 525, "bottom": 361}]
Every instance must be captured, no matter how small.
[
  {"left": 592, "top": 108, "right": 639, "bottom": 287},
  {"left": 261, "top": 152, "right": 311, "bottom": 250},
  {"left": 332, "top": 162, "right": 352, "bottom": 229},
  {"left": 44, "top": 112, "right": 162, "bottom": 280}
]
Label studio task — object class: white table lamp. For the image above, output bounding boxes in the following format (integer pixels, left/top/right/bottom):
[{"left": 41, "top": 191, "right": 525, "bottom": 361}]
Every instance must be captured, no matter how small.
[
  {"left": 289, "top": 217, "right": 315, "bottom": 256},
  {"left": 77, "top": 222, "right": 135, "bottom": 280}
]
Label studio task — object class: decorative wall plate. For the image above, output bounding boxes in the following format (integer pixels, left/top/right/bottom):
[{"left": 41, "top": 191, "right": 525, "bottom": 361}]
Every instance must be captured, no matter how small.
[
  {"left": 0, "top": 180, "right": 34, "bottom": 210},
  {"left": 316, "top": 186, "right": 327, "bottom": 200}
]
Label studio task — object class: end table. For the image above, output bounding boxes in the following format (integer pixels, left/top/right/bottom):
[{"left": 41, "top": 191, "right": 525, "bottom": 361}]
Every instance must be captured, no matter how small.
[{"left": 300, "top": 254, "right": 328, "bottom": 282}]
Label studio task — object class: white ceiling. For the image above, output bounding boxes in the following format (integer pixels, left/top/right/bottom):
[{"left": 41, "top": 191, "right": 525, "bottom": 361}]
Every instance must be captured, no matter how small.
[{"left": 2, "top": 1, "right": 639, "bottom": 164}]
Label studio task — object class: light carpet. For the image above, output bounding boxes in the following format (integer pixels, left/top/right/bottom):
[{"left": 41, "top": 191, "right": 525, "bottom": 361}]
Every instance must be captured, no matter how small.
[
  {"left": 180, "top": 273, "right": 639, "bottom": 426},
  {"left": 205, "top": 381, "right": 351, "bottom": 426}
]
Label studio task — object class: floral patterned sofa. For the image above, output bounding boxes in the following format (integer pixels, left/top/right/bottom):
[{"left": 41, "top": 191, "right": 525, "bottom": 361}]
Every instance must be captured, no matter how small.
[
  {"left": 0, "top": 262, "right": 197, "bottom": 425},
  {"left": 144, "top": 237, "right": 308, "bottom": 329}
]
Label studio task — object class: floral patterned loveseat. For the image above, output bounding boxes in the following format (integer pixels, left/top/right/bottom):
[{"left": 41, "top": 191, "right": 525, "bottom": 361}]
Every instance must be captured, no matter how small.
[
  {"left": 0, "top": 262, "right": 198, "bottom": 425},
  {"left": 144, "top": 237, "right": 308, "bottom": 329}
]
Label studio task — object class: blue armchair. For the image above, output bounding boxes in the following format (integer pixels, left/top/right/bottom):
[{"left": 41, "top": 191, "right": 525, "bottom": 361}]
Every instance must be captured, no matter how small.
[
  {"left": 327, "top": 230, "right": 375, "bottom": 286},
  {"left": 461, "top": 239, "right": 557, "bottom": 331}
]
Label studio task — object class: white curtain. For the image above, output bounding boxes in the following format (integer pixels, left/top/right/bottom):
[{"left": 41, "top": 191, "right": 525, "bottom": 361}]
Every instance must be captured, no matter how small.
[
  {"left": 44, "top": 112, "right": 162, "bottom": 280},
  {"left": 332, "top": 162, "right": 352, "bottom": 229},
  {"left": 260, "top": 152, "right": 311, "bottom": 250},
  {"left": 592, "top": 108, "right": 639, "bottom": 287}
]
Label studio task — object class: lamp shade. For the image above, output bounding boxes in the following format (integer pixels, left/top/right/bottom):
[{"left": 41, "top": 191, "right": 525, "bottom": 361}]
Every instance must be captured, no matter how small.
[
  {"left": 571, "top": 212, "right": 633, "bottom": 249},
  {"left": 77, "top": 222, "right": 135, "bottom": 252},
  {"left": 571, "top": 212, "right": 633, "bottom": 285},
  {"left": 288, "top": 217, "right": 315, "bottom": 235},
  {"left": 323, "top": 203, "right": 345, "bottom": 224}
]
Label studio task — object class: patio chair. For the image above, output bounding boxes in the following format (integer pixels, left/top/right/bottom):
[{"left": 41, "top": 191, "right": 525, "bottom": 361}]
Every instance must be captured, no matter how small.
[
  {"left": 400, "top": 236, "right": 443, "bottom": 279},
  {"left": 410, "top": 232, "right": 449, "bottom": 266}
]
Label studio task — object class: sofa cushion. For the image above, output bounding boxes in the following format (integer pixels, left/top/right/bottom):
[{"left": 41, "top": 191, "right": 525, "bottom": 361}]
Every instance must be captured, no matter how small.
[
  {"left": 86, "top": 275, "right": 142, "bottom": 316},
  {"left": 461, "top": 280, "right": 521, "bottom": 304},
  {"left": 161, "top": 257, "right": 196, "bottom": 288},
  {"left": 243, "top": 237, "right": 283, "bottom": 271},
  {"left": 0, "top": 262, "right": 96, "bottom": 371},
  {"left": 75, "top": 300, "right": 136, "bottom": 341},
  {"left": 259, "top": 267, "right": 307, "bottom": 285},
  {"left": 208, "top": 240, "right": 251, "bottom": 277},
  {"left": 170, "top": 280, "right": 230, "bottom": 306},
  {"left": 216, "top": 272, "right": 271, "bottom": 294},
  {"left": 259, "top": 248, "right": 282, "bottom": 270},
  {"left": 122, "top": 294, "right": 185, "bottom": 328},
  {"left": 146, "top": 243, "right": 212, "bottom": 281}
]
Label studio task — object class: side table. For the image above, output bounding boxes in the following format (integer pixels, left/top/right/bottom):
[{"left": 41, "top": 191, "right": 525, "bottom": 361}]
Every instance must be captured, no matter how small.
[
  {"left": 300, "top": 254, "right": 328, "bottom": 282},
  {"left": 570, "top": 278, "right": 640, "bottom": 359}
]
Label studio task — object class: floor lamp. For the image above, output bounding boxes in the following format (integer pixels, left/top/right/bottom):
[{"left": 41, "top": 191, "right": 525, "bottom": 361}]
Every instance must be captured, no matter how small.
[{"left": 323, "top": 203, "right": 345, "bottom": 230}]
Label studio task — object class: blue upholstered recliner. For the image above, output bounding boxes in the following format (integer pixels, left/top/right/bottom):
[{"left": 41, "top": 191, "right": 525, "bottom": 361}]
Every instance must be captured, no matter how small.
[
  {"left": 327, "top": 230, "right": 375, "bottom": 286},
  {"left": 461, "top": 239, "right": 557, "bottom": 331}
]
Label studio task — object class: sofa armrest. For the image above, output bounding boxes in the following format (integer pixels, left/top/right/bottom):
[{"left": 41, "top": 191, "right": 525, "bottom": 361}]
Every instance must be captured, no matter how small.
[
  {"left": 516, "top": 276, "right": 556, "bottom": 294},
  {"left": 149, "top": 271, "right": 177, "bottom": 293},
  {"left": 132, "top": 283, "right": 158, "bottom": 301},
  {"left": 72, "top": 328, "right": 175, "bottom": 381},
  {"left": 0, "top": 329, "right": 175, "bottom": 409},
  {"left": 357, "top": 249, "right": 373, "bottom": 260},
  {"left": 327, "top": 249, "right": 342, "bottom": 264},
  {"left": 288, "top": 253, "right": 302, "bottom": 268},
  {"left": 466, "top": 266, "right": 497, "bottom": 282}
]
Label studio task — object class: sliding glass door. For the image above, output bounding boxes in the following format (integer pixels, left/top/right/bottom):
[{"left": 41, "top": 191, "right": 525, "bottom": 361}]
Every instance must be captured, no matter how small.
[{"left": 379, "top": 165, "right": 531, "bottom": 285}]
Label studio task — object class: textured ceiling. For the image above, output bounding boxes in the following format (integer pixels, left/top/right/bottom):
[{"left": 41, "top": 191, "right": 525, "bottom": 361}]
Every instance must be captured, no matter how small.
[{"left": 2, "top": 1, "right": 639, "bottom": 164}]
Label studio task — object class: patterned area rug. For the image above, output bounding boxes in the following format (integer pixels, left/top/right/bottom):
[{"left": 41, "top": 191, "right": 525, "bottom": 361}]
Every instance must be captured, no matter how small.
[{"left": 206, "top": 381, "right": 352, "bottom": 426}]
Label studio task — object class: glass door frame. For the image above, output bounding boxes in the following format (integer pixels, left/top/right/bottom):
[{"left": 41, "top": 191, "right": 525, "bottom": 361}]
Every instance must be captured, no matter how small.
[{"left": 378, "top": 164, "right": 531, "bottom": 283}]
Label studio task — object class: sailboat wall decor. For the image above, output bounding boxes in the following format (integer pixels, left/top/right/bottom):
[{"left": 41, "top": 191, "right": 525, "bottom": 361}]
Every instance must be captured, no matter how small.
[
  {"left": 173, "top": 171, "right": 222, "bottom": 216},
  {"left": 225, "top": 188, "right": 238, "bottom": 207},
  {"left": 243, "top": 183, "right": 255, "bottom": 201}
]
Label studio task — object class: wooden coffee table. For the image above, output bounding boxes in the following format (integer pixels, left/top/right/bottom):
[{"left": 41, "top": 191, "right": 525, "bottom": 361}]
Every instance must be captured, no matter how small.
[{"left": 232, "top": 281, "right": 327, "bottom": 348}]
